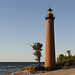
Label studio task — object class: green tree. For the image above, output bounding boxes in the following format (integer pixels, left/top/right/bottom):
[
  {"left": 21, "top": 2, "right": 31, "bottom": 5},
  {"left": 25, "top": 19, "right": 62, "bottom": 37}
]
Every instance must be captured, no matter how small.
[
  {"left": 73, "top": 55, "right": 75, "bottom": 59},
  {"left": 56, "top": 50, "right": 75, "bottom": 67},
  {"left": 59, "top": 54, "right": 64, "bottom": 62},
  {"left": 67, "top": 50, "right": 71, "bottom": 56},
  {"left": 31, "top": 42, "right": 43, "bottom": 66},
  {"left": 58, "top": 54, "right": 64, "bottom": 66}
]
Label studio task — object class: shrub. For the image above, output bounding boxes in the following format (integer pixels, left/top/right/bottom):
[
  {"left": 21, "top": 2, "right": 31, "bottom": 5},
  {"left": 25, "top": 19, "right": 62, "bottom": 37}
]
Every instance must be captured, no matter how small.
[
  {"left": 34, "top": 66, "right": 45, "bottom": 71},
  {"left": 21, "top": 66, "right": 45, "bottom": 71},
  {"left": 21, "top": 66, "right": 34, "bottom": 71},
  {"left": 72, "top": 59, "right": 75, "bottom": 65}
]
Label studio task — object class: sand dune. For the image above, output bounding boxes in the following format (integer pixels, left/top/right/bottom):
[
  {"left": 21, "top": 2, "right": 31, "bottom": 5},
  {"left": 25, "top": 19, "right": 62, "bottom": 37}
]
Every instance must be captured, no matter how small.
[{"left": 5, "top": 68, "right": 75, "bottom": 75}]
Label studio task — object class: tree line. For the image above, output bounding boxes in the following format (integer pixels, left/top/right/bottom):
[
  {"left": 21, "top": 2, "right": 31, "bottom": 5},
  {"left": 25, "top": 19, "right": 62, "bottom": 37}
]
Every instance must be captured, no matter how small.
[
  {"left": 56, "top": 50, "right": 75, "bottom": 67},
  {"left": 31, "top": 42, "right": 75, "bottom": 67}
]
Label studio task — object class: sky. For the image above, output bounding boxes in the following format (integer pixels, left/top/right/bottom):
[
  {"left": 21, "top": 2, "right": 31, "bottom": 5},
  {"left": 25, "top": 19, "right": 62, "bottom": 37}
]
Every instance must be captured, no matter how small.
[{"left": 0, "top": 0, "right": 75, "bottom": 62}]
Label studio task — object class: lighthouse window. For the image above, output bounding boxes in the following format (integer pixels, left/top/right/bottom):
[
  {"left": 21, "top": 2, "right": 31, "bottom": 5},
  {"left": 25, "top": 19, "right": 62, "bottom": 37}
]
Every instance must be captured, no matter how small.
[{"left": 49, "top": 20, "right": 50, "bottom": 23}]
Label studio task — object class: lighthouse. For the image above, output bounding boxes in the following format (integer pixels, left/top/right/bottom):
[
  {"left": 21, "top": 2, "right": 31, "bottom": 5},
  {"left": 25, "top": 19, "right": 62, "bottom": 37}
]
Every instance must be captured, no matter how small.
[{"left": 45, "top": 8, "right": 55, "bottom": 68}]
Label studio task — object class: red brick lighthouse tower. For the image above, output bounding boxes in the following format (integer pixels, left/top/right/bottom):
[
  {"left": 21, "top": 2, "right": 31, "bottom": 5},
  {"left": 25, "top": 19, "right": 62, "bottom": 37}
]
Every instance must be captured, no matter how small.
[{"left": 45, "top": 8, "right": 55, "bottom": 68}]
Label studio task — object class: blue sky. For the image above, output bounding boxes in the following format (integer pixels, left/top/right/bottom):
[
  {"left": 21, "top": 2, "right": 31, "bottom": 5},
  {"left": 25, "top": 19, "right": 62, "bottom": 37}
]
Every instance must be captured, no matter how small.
[{"left": 0, "top": 0, "right": 75, "bottom": 62}]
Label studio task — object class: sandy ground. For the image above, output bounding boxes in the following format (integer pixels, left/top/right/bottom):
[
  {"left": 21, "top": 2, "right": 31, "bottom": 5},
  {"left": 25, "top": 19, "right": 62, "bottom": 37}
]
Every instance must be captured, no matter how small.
[{"left": 5, "top": 68, "right": 75, "bottom": 75}]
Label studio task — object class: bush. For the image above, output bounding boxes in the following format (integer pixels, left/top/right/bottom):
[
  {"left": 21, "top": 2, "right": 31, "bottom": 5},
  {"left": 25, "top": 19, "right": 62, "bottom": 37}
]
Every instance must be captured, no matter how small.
[
  {"left": 21, "top": 66, "right": 45, "bottom": 71},
  {"left": 34, "top": 66, "right": 45, "bottom": 71},
  {"left": 21, "top": 66, "right": 34, "bottom": 71},
  {"left": 72, "top": 59, "right": 75, "bottom": 65},
  {"left": 56, "top": 50, "right": 75, "bottom": 67},
  {"left": 50, "top": 66, "right": 61, "bottom": 70}
]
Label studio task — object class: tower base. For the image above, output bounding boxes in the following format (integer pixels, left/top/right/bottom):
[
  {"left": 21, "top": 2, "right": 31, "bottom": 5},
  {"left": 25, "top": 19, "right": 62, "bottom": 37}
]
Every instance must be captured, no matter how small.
[
  {"left": 45, "top": 67, "right": 51, "bottom": 71},
  {"left": 45, "top": 66, "right": 56, "bottom": 71}
]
